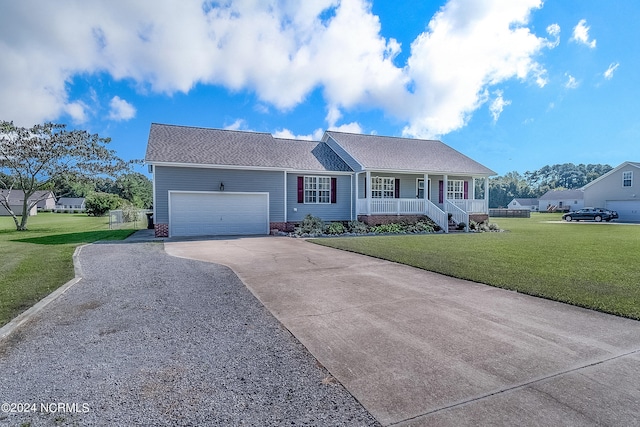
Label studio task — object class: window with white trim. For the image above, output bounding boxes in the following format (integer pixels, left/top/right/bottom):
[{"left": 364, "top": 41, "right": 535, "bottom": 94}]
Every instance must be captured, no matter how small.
[
  {"left": 447, "top": 180, "right": 464, "bottom": 200},
  {"left": 304, "top": 176, "right": 331, "bottom": 204},
  {"left": 372, "top": 177, "right": 395, "bottom": 198},
  {"left": 623, "top": 171, "right": 633, "bottom": 187}
]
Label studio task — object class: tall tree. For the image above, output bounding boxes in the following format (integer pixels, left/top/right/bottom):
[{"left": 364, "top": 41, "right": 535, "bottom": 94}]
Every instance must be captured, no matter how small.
[
  {"left": 114, "top": 172, "right": 152, "bottom": 208},
  {"left": 0, "top": 121, "right": 132, "bottom": 230}
]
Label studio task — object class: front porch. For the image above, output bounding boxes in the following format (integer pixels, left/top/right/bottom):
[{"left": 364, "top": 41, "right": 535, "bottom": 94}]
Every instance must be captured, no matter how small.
[{"left": 355, "top": 172, "right": 490, "bottom": 233}]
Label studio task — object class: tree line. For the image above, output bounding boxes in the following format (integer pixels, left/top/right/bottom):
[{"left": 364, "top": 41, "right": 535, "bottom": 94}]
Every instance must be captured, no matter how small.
[{"left": 489, "top": 163, "right": 612, "bottom": 208}]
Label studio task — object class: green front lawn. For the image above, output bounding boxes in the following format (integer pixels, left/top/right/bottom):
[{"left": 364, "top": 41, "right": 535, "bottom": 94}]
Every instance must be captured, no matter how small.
[
  {"left": 313, "top": 214, "right": 640, "bottom": 319},
  {"left": 0, "top": 213, "right": 136, "bottom": 327}
]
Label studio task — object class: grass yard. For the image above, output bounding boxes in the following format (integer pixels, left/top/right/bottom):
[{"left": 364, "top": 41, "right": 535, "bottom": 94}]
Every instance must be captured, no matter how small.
[
  {"left": 313, "top": 213, "right": 640, "bottom": 319},
  {"left": 0, "top": 213, "right": 137, "bottom": 327}
]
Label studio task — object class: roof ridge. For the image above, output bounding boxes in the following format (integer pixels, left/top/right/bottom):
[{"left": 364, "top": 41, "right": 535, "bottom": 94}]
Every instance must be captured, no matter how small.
[
  {"left": 151, "top": 122, "right": 273, "bottom": 137},
  {"left": 326, "top": 130, "right": 440, "bottom": 143}
]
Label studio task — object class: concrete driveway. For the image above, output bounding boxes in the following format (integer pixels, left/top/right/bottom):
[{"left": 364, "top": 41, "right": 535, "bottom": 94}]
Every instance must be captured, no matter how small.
[{"left": 165, "top": 236, "right": 640, "bottom": 426}]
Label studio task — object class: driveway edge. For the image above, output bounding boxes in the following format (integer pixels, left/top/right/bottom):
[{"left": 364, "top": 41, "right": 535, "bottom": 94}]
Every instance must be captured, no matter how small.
[{"left": 0, "top": 245, "right": 86, "bottom": 343}]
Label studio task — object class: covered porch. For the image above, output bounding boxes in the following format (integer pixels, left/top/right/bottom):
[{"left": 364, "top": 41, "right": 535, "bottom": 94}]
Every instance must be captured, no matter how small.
[{"left": 355, "top": 171, "right": 490, "bottom": 232}]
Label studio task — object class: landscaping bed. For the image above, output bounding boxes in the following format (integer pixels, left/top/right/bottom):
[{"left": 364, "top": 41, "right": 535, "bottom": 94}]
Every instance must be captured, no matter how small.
[{"left": 284, "top": 214, "right": 500, "bottom": 238}]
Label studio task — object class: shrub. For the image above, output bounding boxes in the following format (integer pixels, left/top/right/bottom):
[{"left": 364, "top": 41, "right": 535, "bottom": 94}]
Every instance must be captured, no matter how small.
[
  {"left": 121, "top": 202, "right": 139, "bottom": 222},
  {"left": 326, "top": 222, "right": 346, "bottom": 235},
  {"left": 406, "top": 220, "right": 434, "bottom": 233},
  {"left": 295, "top": 214, "right": 325, "bottom": 235},
  {"left": 85, "top": 192, "right": 123, "bottom": 217},
  {"left": 347, "top": 220, "right": 369, "bottom": 234},
  {"left": 457, "top": 222, "right": 467, "bottom": 231},
  {"left": 371, "top": 223, "right": 405, "bottom": 234}
]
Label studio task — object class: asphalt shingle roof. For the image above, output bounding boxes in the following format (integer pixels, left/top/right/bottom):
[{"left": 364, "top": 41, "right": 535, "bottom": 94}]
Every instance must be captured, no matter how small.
[
  {"left": 145, "top": 124, "right": 351, "bottom": 172},
  {"left": 539, "top": 189, "right": 584, "bottom": 200},
  {"left": 325, "top": 131, "right": 496, "bottom": 175}
]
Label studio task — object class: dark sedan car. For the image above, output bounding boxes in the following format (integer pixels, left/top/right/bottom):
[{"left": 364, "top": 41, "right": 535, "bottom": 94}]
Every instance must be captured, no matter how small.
[{"left": 562, "top": 208, "right": 618, "bottom": 222}]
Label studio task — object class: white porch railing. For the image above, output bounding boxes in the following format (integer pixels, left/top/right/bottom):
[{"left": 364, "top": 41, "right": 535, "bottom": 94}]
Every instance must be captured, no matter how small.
[
  {"left": 357, "top": 198, "right": 425, "bottom": 215},
  {"left": 448, "top": 199, "right": 487, "bottom": 213},
  {"left": 357, "top": 197, "right": 486, "bottom": 233},
  {"left": 446, "top": 200, "right": 469, "bottom": 231},
  {"left": 425, "top": 200, "right": 448, "bottom": 232}
]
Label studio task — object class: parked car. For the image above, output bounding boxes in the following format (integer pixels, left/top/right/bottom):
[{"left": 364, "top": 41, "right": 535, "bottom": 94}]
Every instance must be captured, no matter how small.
[{"left": 562, "top": 208, "right": 618, "bottom": 222}]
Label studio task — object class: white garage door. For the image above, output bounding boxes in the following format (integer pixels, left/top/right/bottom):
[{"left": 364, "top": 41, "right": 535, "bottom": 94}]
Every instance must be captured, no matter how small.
[
  {"left": 169, "top": 192, "right": 269, "bottom": 237},
  {"left": 606, "top": 200, "right": 640, "bottom": 223}
]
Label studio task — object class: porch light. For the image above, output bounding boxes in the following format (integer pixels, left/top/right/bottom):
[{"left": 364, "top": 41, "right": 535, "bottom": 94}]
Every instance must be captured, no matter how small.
[{"left": 220, "top": 182, "right": 224, "bottom": 191}]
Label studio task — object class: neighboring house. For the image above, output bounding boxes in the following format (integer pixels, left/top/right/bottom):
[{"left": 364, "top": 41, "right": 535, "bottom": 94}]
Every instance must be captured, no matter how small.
[
  {"left": 0, "top": 189, "right": 54, "bottom": 216},
  {"left": 145, "top": 123, "right": 496, "bottom": 237},
  {"left": 56, "top": 197, "right": 86, "bottom": 212},
  {"left": 508, "top": 198, "right": 539, "bottom": 211},
  {"left": 539, "top": 189, "right": 584, "bottom": 212},
  {"left": 582, "top": 161, "right": 640, "bottom": 222}
]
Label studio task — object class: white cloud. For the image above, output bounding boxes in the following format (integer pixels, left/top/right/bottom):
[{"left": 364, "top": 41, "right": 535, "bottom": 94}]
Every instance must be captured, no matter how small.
[
  {"left": 401, "top": 0, "right": 551, "bottom": 137},
  {"left": 571, "top": 19, "right": 596, "bottom": 48},
  {"left": 224, "top": 119, "right": 248, "bottom": 131},
  {"left": 546, "top": 23, "right": 561, "bottom": 47},
  {"left": 565, "top": 74, "right": 579, "bottom": 89},
  {"left": 273, "top": 128, "right": 324, "bottom": 141},
  {"left": 108, "top": 96, "right": 136, "bottom": 121},
  {"left": 328, "top": 121, "right": 362, "bottom": 134},
  {"left": 0, "top": 0, "right": 556, "bottom": 138},
  {"left": 489, "top": 91, "right": 511, "bottom": 122},
  {"left": 64, "top": 101, "right": 89, "bottom": 124},
  {"left": 604, "top": 62, "right": 620, "bottom": 80}
]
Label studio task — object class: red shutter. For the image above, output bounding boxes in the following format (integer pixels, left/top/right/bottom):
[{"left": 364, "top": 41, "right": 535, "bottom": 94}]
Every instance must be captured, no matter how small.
[
  {"left": 394, "top": 178, "right": 400, "bottom": 198},
  {"left": 464, "top": 181, "right": 469, "bottom": 199},
  {"left": 439, "top": 180, "right": 444, "bottom": 203},
  {"left": 331, "top": 178, "right": 337, "bottom": 203},
  {"left": 297, "top": 176, "right": 304, "bottom": 203}
]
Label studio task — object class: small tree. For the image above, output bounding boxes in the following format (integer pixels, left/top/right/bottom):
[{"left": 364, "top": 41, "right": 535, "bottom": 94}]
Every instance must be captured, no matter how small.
[
  {"left": 85, "top": 192, "right": 123, "bottom": 217},
  {"left": 0, "top": 121, "right": 132, "bottom": 230}
]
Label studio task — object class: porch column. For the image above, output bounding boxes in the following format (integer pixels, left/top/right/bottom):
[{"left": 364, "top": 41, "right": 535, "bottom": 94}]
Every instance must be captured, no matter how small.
[
  {"left": 423, "top": 173, "right": 429, "bottom": 213},
  {"left": 443, "top": 174, "right": 448, "bottom": 213},
  {"left": 484, "top": 177, "right": 489, "bottom": 213},
  {"left": 471, "top": 177, "right": 476, "bottom": 201},
  {"left": 366, "top": 170, "right": 372, "bottom": 215}
]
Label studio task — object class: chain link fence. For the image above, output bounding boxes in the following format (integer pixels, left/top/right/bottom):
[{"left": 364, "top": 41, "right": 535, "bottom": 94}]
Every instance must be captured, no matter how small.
[{"left": 108, "top": 209, "right": 153, "bottom": 230}]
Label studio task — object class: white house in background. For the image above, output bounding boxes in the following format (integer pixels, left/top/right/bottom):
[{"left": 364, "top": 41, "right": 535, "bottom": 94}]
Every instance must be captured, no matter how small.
[
  {"left": 508, "top": 198, "right": 539, "bottom": 211},
  {"left": 0, "top": 190, "right": 55, "bottom": 216},
  {"left": 56, "top": 197, "right": 86, "bottom": 212},
  {"left": 538, "top": 189, "right": 584, "bottom": 212},
  {"left": 582, "top": 161, "right": 640, "bottom": 222}
]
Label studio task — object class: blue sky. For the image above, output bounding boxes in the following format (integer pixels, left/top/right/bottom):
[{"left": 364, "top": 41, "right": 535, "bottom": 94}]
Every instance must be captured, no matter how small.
[{"left": 1, "top": 0, "right": 638, "bottom": 176}]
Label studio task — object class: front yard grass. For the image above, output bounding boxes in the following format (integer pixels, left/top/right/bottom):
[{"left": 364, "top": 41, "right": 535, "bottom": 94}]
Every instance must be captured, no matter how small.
[
  {"left": 313, "top": 213, "right": 640, "bottom": 320},
  {"left": 0, "top": 213, "right": 136, "bottom": 327}
]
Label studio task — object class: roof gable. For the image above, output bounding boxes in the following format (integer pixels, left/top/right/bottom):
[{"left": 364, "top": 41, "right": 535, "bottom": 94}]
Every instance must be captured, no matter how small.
[
  {"left": 145, "top": 124, "right": 351, "bottom": 172},
  {"left": 581, "top": 161, "right": 640, "bottom": 190},
  {"left": 324, "top": 131, "right": 496, "bottom": 175}
]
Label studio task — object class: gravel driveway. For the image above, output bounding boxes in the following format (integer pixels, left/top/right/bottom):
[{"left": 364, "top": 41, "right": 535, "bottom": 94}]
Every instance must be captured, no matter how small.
[{"left": 0, "top": 241, "right": 378, "bottom": 426}]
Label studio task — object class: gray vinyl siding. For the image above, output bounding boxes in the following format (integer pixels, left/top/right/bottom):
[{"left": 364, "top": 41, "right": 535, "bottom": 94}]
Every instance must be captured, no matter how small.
[
  {"left": 584, "top": 166, "right": 640, "bottom": 207},
  {"left": 154, "top": 166, "right": 285, "bottom": 223},
  {"left": 286, "top": 173, "right": 352, "bottom": 222}
]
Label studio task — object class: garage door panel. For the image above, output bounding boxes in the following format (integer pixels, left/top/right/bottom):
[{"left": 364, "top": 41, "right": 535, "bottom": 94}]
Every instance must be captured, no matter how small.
[
  {"left": 170, "top": 192, "right": 269, "bottom": 237},
  {"left": 606, "top": 201, "right": 640, "bottom": 223}
]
